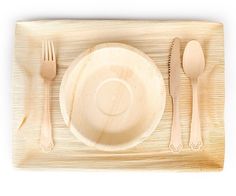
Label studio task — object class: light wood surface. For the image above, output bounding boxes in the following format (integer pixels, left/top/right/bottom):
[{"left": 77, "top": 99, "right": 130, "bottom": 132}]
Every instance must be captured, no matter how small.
[
  {"left": 12, "top": 20, "right": 224, "bottom": 171},
  {"left": 60, "top": 43, "right": 166, "bottom": 151},
  {"left": 183, "top": 40, "right": 206, "bottom": 150}
]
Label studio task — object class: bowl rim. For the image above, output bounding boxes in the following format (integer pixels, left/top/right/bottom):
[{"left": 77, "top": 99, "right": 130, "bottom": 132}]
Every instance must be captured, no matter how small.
[{"left": 59, "top": 42, "right": 166, "bottom": 151}]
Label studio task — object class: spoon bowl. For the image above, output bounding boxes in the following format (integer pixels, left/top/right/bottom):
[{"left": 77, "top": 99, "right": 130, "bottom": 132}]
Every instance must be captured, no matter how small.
[{"left": 183, "top": 40, "right": 205, "bottom": 79}]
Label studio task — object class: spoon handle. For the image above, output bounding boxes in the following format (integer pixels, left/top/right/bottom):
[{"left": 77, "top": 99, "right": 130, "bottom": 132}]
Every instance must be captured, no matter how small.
[
  {"left": 169, "top": 97, "right": 183, "bottom": 152},
  {"left": 189, "top": 80, "right": 203, "bottom": 150}
]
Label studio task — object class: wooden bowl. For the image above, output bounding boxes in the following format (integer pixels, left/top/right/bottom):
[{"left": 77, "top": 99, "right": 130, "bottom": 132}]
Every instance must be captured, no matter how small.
[{"left": 60, "top": 43, "right": 166, "bottom": 151}]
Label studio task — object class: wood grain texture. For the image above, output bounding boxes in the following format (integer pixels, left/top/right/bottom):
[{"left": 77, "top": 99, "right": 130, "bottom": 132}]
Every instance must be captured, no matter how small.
[{"left": 12, "top": 20, "right": 224, "bottom": 171}]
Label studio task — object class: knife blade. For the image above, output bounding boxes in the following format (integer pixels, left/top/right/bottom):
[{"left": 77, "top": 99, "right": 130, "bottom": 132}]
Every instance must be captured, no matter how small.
[{"left": 169, "top": 38, "right": 181, "bottom": 98}]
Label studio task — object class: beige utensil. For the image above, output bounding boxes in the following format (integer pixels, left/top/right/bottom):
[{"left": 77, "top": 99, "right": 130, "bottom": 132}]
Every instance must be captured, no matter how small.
[
  {"left": 60, "top": 43, "right": 166, "bottom": 151},
  {"left": 168, "top": 38, "right": 183, "bottom": 152},
  {"left": 183, "top": 40, "right": 205, "bottom": 150},
  {"left": 40, "top": 40, "right": 57, "bottom": 152}
]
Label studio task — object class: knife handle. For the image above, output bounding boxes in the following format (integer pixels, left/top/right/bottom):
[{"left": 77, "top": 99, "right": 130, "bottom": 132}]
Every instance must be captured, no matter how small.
[
  {"left": 189, "top": 80, "right": 203, "bottom": 150},
  {"left": 169, "top": 97, "right": 183, "bottom": 152}
]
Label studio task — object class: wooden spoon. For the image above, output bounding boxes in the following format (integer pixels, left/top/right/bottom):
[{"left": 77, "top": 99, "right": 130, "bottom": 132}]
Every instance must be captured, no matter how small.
[{"left": 183, "top": 40, "right": 205, "bottom": 150}]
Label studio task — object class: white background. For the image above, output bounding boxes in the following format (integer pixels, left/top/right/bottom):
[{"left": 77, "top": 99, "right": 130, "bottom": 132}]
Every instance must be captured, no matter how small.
[{"left": 0, "top": 0, "right": 235, "bottom": 196}]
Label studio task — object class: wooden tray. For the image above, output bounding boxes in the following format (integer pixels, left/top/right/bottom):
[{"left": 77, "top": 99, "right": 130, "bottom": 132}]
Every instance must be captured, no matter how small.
[{"left": 12, "top": 20, "right": 224, "bottom": 171}]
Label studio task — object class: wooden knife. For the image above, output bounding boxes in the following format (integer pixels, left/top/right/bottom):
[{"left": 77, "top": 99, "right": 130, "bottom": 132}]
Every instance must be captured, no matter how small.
[{"left": 168, "top": 38, "right": 183, "bottom": 152}]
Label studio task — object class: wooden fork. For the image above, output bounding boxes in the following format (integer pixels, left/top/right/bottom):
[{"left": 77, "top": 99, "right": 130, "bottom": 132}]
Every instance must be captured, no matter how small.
[{"left": 40, "top": 40, "right": 57, "bottom": 152}]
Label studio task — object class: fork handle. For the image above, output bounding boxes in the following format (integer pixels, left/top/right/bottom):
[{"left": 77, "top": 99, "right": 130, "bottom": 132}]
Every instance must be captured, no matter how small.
[{"left": 40, "top": 80, "right": 54, "bottom": 152}]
